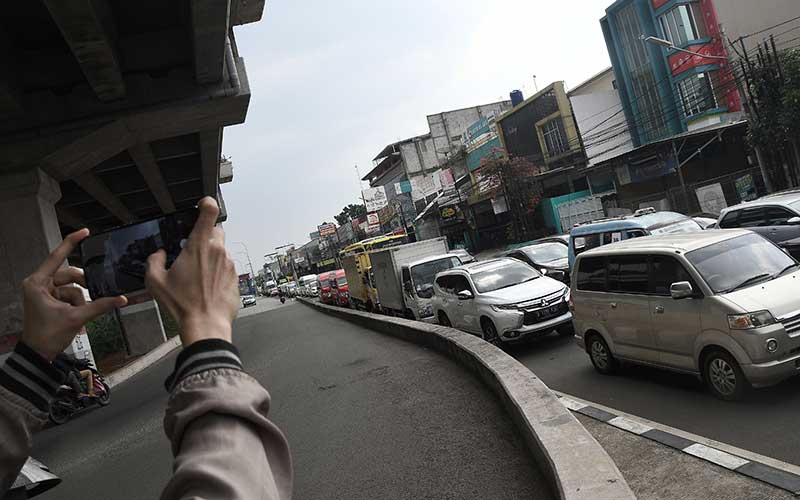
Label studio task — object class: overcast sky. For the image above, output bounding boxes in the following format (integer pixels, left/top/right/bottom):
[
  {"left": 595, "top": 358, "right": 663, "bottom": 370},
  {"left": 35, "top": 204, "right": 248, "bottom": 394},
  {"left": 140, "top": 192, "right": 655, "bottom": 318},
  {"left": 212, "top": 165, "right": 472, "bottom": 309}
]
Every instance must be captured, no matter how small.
[{"left": 222, "top": 0, "right": 613, "bottom": 273}]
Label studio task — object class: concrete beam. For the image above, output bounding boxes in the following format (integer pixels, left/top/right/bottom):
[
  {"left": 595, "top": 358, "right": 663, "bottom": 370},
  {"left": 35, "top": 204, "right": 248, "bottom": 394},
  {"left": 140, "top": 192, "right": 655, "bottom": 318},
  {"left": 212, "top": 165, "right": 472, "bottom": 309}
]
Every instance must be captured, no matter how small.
[
  {"left": 43, "top": 0, "right": 126, "bottom": 102},
  {"left": 199, "top": 129, "right": 223, "bottom": 197},
  {"left": 40, "top": 120, "right": 134, "bottom": 182},
  {"left": 191, "top": 0, "right": 231, "bottom": 84},
  {"left": 74, "top": 171, "right": 135, "bottom": 224},
  {"left": 128, "top": 143, "right": 176, "bottom": 213}
]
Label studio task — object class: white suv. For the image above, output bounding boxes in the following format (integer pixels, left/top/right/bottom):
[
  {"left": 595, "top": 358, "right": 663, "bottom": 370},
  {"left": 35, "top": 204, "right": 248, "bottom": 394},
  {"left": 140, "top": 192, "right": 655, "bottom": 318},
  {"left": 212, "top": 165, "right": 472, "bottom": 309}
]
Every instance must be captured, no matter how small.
[{"left": 432, "top": 258, "right": 573, "bottom": 344}]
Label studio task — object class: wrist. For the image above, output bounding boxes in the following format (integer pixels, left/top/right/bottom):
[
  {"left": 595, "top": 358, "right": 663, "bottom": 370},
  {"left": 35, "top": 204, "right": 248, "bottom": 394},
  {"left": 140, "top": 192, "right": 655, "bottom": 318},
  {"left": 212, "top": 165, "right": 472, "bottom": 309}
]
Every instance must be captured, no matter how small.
[{"left": 179, "top": 315, "right": 233, "bottom": 346}]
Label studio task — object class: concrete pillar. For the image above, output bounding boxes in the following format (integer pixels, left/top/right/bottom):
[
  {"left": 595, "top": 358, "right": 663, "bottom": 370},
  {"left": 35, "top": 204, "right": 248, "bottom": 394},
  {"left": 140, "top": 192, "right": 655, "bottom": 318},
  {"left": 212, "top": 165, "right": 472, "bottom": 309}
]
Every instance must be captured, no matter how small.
[
  {"left": 0, "top": 169, "right": 63, "bottom": 357},
  {"left": 118, "top": 300, "right": 167, "bottom": 356}
]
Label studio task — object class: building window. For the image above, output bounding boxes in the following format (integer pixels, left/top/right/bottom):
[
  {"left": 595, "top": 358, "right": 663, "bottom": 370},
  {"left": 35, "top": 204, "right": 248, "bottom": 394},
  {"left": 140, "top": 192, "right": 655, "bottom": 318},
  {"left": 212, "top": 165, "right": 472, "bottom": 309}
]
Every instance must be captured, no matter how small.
[
  {"left": 659, "top": 3, "right": 706, "bottom": 47},
  {"left": 677, "top": 72, "right": 716, "bottom": 118},
  {"left": 615, "top": 3, "right": 668, "bottom": 142},
  {"left": 541, "top": 118, "right": 567, "bottom": 157}
]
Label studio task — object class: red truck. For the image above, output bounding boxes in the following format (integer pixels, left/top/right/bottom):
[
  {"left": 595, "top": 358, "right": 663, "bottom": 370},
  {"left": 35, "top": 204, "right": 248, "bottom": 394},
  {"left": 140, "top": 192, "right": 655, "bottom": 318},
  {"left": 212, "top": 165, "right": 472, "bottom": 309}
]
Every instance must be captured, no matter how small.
[
  {"left": 331, "top": 269, "right": 349, "bottom": 307},
  {"left": 318, "top": 271, "right": 337, "bottom": 305}
]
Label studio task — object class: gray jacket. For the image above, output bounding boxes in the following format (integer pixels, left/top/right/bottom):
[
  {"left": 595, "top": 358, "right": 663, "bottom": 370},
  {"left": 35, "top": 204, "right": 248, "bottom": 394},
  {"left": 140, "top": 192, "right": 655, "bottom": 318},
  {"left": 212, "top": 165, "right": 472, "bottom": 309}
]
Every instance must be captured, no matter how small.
[{"left": 0, "top": 339, "right": 293, "bottom": 499}]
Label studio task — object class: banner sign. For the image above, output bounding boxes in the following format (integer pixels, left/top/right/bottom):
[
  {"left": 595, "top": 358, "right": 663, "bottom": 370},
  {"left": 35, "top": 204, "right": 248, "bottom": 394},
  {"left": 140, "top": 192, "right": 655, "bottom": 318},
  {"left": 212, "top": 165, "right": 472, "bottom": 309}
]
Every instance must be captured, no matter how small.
[
  {"left": 394, "top": 180, "right": 412, "bottom": 195},
  {"left": 362, "top": 186, "right": 388, "bottom": 212},
  {"left": 366, "top": 212, "right": 380, "bottom": 225},
  {"left": 735, "top": 174, "right": 757, "bottom": 202},
  {"left": 317, "top": 223, "right": 336, "bottom": 237}
]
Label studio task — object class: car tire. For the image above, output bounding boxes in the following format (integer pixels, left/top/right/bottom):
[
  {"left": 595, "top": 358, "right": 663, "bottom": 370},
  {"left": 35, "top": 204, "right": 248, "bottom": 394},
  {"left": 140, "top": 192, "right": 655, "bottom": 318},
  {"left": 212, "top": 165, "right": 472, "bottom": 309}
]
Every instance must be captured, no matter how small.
[
  {"left": 438, "top": 312, "right": 451, "bottom": 327},
  {"left": 703, "top": 350, "right": 749, "bottom": 401},
  {"left": 587, "top": 334, "right": 617, "bottom": 375},
  {"left": 480, "top": 318, "right": 501, "bottom": 346},
  {"left": 404, "top": 309, "right": 415, "bottom": 320}
]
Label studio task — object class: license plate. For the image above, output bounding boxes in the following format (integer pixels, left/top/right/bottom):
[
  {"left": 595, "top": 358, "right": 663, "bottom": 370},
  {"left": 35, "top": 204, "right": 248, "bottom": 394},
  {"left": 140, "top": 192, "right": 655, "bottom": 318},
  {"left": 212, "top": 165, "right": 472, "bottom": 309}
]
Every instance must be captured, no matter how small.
[{"left": 526, "top": 305, "right": 561, "bottom": 321}]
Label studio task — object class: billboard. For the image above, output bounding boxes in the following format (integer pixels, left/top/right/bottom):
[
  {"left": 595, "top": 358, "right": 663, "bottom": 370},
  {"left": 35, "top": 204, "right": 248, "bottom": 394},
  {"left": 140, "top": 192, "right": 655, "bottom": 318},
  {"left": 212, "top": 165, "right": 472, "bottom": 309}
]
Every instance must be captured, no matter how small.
[
  {"left": 318, "top": 223, "right": 336, "bottom": 237},
  {"left": 362, "top": 186, "right": 388, "bottom": 212}
]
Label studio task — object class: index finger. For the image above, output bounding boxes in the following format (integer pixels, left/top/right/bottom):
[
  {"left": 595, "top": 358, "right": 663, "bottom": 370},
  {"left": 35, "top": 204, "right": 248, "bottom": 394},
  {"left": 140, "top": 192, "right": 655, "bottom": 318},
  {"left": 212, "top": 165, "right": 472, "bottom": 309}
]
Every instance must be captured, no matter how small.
[
  {"left": 188, "top": 197, "right": 220, "bottom": 241},
  {"left": 35, "top": 228, "right": 89, "bottom": 278}
]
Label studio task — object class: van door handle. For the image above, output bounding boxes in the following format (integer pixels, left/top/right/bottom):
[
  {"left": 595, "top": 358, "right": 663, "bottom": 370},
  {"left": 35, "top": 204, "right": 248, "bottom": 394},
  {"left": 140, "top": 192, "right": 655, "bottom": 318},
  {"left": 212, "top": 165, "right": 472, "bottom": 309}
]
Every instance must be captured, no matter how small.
[
  {"left": 655, "top": 305, "right": 665, "bottom": 314},
  {"left": 610, "top": 303, "right": 617, "bottom": 309}
]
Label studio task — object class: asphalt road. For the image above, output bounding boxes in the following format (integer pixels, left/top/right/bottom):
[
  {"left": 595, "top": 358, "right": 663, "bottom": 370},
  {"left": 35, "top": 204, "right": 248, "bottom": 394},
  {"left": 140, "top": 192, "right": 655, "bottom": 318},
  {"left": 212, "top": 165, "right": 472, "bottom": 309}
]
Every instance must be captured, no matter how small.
[
  {"left": 32, "top": 298, "right": 549, "bottom": 500},
  {"left": 508, "top": 331, "right": 800, "bottom": 466}
]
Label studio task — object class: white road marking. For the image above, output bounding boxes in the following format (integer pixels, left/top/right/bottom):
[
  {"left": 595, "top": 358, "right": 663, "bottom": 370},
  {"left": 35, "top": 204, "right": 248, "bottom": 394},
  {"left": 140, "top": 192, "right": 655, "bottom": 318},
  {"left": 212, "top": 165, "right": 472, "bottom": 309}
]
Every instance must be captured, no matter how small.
[
  {"left": 608, "top": 416, "right": 652, "bottom": 435},
  {"left": 683, "top": 443, "right": 750, "bottom": 470}
]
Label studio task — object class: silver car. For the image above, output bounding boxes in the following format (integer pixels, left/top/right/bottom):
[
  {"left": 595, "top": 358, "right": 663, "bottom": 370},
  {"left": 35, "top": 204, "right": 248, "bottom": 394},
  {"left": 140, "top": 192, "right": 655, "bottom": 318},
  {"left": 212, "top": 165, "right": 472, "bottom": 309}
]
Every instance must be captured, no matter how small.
[
  {"left": 571, "top": 229, "right": 800, "bottom": 400},
  {"left": 432, "top": 258, "right": 573, "bottom": 344},
  {"left": 717, "top": 190, "right": 800, "bottom": 244}
]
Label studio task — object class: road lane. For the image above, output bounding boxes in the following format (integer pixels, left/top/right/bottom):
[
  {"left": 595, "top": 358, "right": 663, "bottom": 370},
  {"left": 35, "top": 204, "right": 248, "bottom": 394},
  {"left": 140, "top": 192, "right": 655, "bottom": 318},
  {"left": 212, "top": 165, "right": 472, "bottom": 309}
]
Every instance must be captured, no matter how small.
[
  {"left": 508, "top": 332, "right": 800, "bottom": 466},
  {"left": 33, "top": 299, "right": 549, "bottom": 499}
]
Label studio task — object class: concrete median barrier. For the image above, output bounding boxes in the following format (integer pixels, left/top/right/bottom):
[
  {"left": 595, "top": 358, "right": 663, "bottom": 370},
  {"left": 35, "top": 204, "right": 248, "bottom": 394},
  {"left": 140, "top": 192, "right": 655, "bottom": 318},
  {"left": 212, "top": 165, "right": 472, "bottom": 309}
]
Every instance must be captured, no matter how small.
[{"left": 298, "top": 298, "right": 635, "bottom": 500}]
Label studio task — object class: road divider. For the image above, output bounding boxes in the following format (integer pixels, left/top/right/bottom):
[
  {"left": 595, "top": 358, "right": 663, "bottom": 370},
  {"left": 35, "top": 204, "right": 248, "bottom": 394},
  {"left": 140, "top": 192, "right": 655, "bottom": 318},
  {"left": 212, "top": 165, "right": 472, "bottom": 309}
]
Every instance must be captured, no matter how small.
[{"left": 298, "top": 298, "right": 635, "bottom": 500}]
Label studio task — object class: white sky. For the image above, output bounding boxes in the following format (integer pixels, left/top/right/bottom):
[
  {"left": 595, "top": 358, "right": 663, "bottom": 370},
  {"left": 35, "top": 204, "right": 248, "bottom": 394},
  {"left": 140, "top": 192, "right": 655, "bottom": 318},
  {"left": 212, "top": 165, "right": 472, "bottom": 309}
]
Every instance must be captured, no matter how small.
[{"left": 223, "top": 0, "right": 613, "bottom": 273}]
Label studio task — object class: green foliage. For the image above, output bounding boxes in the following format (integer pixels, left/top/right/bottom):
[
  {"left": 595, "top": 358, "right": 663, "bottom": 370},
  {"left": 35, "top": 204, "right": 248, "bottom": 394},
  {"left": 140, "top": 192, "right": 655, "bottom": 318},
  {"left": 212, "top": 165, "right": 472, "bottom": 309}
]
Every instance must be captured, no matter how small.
[
  {"left": 334, "top": 204, "right": 367, "bottom": 226},
  {"left": 747, "top": 48, "right": 800, "bottom": 153},
  {"left": 85, "top": 312, "right": 125, "bottom": 359}
]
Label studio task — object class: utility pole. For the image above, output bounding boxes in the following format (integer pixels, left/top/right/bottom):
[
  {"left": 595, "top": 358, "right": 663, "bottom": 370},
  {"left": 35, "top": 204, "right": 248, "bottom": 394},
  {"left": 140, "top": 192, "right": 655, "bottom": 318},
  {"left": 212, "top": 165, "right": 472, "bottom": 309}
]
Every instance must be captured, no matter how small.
[{"left": 233, "top": 241, "right": 255, "bottom": 278}]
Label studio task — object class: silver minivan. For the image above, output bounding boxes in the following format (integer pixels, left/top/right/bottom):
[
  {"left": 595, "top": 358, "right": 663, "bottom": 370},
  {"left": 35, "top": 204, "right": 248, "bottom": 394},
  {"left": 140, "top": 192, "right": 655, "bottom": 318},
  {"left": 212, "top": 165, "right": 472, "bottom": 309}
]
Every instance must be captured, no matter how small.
[{"left": 571, "top": 229, "right": 800, "bottom": 400}]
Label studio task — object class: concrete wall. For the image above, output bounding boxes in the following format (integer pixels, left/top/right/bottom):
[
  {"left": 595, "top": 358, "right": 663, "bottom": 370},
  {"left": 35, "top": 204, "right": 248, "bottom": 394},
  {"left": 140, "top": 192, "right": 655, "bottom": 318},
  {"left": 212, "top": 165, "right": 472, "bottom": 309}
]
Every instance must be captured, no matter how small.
[
  {"left": 714, "top": 0, "right": 800, "bottom": 53},
  {"left": 569, "top": 69, "right": 634, "bottom": 166},
  {"left": 427, "top": 101, "right": 512, "bottom": 165},
  {"left": 399, "top": 136, "right": 437, "bottom": 175}
]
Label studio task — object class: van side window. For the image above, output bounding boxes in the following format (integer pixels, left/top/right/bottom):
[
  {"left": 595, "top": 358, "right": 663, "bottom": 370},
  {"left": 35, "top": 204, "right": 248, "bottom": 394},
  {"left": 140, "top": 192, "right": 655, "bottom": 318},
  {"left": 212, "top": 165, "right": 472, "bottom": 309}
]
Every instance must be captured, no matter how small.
[
  {"left": 737, "top": 207, "right": 766, "bottom": 228},
  {"left": 718, "top": 210, "right": 739, "bottom": 229},
  {"left": 627, "top": 229, "right": 646, "bottom": 238},
  {"left": 602, "top": 232, "right": 622, "bottom": 245},
  {"left": 650, "top": 256, "right": 695, "bottom": 295},
  {"left": 574, "top": 234, "right": 602, "bottom": 256},
  {"left": 576, "top": 257, "right": 606, "bottom": 291},
  {"left": 608, "top": 255, "right": 648, "bottom": 294},
  {"left": 766, "top": 207, "right": 796, "bottom": 226}
]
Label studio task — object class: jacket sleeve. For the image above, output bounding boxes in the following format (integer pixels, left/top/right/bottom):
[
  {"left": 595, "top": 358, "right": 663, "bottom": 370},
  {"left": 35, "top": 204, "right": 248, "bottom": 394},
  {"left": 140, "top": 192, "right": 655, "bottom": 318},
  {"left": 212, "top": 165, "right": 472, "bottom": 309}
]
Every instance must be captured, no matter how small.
[
  {"left": 160, "top": 339, "right": 293, "bottom": 500},
  {"left": 0, "top": 343, "right": 62, "bottom": 496}
]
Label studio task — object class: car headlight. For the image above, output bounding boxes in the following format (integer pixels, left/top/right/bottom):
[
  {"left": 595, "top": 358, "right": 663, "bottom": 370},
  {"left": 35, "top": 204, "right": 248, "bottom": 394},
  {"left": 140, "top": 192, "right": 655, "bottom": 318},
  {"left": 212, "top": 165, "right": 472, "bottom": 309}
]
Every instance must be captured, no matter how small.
[
  {"left": 418, "top": 304, "right": 434, "bottom": 317},
  {"left": 491, "top": 303, "right": 519, "bottom": 312},
  {"left": 562, "top": 286, "right": 571, "bottom": 302},
  {"left": 728, "top": 310, "right": 776, "bottom": 330},
  {"left": 540, "top": 268, "right": 548, "bottom": 275}
]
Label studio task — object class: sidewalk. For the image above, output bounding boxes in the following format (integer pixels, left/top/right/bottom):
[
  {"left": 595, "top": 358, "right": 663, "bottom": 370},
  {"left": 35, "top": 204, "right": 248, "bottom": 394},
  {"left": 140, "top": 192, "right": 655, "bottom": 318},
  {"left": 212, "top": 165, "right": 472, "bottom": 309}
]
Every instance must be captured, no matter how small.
[{"left": 576, "top": 412, "right": 795, "bottom": 499}]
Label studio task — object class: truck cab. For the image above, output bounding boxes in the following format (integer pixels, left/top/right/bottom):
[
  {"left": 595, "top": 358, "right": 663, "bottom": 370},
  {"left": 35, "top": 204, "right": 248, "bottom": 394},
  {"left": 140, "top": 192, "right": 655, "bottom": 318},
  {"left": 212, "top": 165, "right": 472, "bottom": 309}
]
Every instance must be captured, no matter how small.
[{"left": 401, "top": 254, "right": 463, "bottom": 321}]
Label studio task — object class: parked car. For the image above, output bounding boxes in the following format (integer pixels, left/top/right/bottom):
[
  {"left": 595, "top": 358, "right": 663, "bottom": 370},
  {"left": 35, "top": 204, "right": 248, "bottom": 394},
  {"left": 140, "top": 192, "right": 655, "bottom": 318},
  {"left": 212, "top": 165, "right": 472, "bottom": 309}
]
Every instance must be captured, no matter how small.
[
  {"left": 503, "top": 241, "right": 569, "bottom": 284},
  {"left": 571, "top": 229, "right": 800, "bottom": 400},
  {"left": 717, "top": 191, "right": 800, "bottom": 246},
  {"left": 330, "top": 269, "right": 350, "bottom": 307},
  {"left": 693, "top": 216, "right": 717, "bottom": 229},
  {"left": 432, "top": 258, "right": 573, "bottom": 344},
  {"left": 318, "top": 271, "right": 337, "bottom": 304},
  {"left": 241, "top": 294, "right": 257, "bottom": 307},
  {"left": 568, "top": 208, "right": 703, "bottom": 268},
  {"left": 449, "top": 248, "right": 475, "bottom": 264}
]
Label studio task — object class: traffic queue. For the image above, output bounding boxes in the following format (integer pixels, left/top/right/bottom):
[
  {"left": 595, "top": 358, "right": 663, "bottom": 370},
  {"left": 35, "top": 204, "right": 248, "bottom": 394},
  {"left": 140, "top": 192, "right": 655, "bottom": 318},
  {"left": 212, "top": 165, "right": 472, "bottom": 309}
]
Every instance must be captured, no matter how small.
[{"left": 315, "top": 191, "right": 800, "bottom": 400}]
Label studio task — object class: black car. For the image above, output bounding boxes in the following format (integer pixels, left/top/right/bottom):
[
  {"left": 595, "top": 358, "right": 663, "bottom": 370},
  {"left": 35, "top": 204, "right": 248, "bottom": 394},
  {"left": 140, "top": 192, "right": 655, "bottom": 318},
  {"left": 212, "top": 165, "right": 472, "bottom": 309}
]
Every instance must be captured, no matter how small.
[{"left": 503, "top": 241, "right": 570, "bottom": 283}]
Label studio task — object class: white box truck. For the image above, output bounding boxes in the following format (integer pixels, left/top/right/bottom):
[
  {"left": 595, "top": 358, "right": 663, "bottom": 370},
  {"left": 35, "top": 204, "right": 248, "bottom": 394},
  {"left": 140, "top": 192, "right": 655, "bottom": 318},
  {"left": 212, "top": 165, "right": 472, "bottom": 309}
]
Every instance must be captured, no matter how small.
[{"left": 370, "top": 237, "right": 462, "bottom": 321}]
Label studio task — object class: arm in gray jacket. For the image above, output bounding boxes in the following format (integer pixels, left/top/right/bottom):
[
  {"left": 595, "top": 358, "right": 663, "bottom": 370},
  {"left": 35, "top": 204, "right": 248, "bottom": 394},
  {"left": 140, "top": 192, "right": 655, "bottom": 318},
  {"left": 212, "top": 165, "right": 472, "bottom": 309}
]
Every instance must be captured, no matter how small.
[{"left": 0, "top": 339, "right": 293, "bottom": 500}]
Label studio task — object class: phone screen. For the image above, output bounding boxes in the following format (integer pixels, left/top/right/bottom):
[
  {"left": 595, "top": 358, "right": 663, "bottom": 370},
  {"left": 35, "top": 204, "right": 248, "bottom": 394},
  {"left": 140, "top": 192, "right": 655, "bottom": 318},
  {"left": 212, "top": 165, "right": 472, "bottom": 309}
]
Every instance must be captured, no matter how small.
[{"left": 80, "top": 209, "right": 198, "bottom": 299}]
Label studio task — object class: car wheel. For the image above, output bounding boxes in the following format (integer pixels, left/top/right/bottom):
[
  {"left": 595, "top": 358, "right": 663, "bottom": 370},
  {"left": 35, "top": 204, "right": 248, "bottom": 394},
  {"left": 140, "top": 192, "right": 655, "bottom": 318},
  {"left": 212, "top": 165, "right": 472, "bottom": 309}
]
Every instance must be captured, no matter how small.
[
  {"left": 588, "top": 334, "right": 617, "bottom": 374},
  {"left": 703, "top": 350, "right": 749, "bottom": 401},
  {"left": 49, "top": 401, "right": 71, "bottom": 425},
  {"left": 438, "top": 312, "right": 451, "bottom": 327},
  {"left": 480, "top": 319, "right": 501, "bottom": 346}
]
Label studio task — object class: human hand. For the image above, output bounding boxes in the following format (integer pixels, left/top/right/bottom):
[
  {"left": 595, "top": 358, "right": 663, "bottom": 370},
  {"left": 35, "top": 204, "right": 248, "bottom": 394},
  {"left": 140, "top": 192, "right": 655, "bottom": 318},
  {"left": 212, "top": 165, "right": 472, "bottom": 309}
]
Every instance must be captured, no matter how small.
[
  {"left": 145, "top": 197, "right": 239, "bottom": 346},
  {"left": 22, "top": 229, "right": 128, "bottom": 361}
]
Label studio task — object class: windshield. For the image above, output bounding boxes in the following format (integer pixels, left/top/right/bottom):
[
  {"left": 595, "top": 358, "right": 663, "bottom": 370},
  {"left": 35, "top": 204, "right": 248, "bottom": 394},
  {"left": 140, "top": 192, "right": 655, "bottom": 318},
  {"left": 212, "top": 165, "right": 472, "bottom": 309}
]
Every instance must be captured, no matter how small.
[
  {"left": 411, "top": 257, "right": 462, "bottom": 298},
  {"left": 336, "top": 277, "right": 347, "bottom": 286},
  {"left": 686, "top": 233, "right": 796, "bottom": 293},
  {"left": 649, "top": 218, "right": 704, "bottom": 235},
  {"left": 319, "top": 278, "right": 331, "bottom": 288},
  {"left": 523, "top": 242, "right": 567, "bottom": 263},
  {"left": 471, "top": 260, "right": 540, "bottom": 293}
]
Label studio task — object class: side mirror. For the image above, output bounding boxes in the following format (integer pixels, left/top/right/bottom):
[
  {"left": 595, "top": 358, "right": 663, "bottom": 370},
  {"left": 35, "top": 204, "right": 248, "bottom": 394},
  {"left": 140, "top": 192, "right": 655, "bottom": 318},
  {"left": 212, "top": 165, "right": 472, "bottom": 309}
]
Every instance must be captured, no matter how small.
[
  {"left": 457, "top": 290, "right": 474, "bottom": 300},
  {"left": 548, "top": 270, "right": 566, "bottom": 282},
  {"left": 670, "top": 281, "right": 694, "bottom": 300},
  {"left": 788, "top": 216, "right": 800, "bottom": 225}
]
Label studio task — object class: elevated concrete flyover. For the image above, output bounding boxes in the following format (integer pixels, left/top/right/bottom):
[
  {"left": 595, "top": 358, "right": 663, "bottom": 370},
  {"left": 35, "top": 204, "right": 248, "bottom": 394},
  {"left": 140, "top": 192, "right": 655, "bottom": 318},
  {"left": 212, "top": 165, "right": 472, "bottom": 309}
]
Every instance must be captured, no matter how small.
[{"left": 0, "top": 0, "right": 264, "bottom": 358}]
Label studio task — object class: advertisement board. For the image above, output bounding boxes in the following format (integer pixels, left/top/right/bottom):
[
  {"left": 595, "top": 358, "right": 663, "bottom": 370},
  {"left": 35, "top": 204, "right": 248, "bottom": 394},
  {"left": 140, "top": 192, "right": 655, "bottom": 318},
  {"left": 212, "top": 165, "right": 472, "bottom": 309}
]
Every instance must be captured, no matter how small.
[
  {"left": 362, "top": 186, "right": 388, "bottom": 212},
  {"left": 317, "top": 223, "right": 336, "bottom": 237},
  {"left": 366, "top": 212, "right": 380, "bottom": 225}
]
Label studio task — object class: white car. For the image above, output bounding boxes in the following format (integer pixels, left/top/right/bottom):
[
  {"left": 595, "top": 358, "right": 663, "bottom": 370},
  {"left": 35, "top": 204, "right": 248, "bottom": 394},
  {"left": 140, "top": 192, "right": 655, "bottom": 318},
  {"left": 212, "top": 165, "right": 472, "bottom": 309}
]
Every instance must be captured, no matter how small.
[
  {"left": 241, "top": 295, "right": 257, "bottom": 307},
  {"left": 449, "top": 248, "right": 475, "bottom": 264},
  {"left": 432, "top": 258, "right": 573, "bottom": 344}
]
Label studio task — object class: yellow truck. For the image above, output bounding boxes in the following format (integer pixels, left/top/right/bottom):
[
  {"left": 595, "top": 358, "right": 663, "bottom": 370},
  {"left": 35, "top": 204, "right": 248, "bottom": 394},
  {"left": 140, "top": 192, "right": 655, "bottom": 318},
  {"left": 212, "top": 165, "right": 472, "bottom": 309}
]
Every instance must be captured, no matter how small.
[{"left": 339, "top": 234, "right": 406, "bottom": 311}]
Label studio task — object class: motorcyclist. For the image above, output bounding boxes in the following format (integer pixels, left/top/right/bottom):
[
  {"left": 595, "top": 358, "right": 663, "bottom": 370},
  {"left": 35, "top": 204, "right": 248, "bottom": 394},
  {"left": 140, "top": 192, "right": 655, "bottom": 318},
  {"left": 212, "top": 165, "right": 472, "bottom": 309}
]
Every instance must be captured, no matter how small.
[{"left": 52, "top": 353, "right": 94, "bottom": 398}]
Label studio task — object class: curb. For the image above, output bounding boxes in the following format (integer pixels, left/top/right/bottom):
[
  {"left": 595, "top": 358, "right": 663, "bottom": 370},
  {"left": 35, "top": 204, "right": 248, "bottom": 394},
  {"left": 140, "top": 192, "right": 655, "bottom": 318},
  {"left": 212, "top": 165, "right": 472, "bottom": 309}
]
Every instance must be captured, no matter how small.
[
  {"left": 298, "top": 298, "right": 636, "bottom": 500},
  {"left": 105, "top": 336, "right": 182, "bottom": 388},
  {"left": 558, "top": 393, "right": 800, "bottom": 494}
]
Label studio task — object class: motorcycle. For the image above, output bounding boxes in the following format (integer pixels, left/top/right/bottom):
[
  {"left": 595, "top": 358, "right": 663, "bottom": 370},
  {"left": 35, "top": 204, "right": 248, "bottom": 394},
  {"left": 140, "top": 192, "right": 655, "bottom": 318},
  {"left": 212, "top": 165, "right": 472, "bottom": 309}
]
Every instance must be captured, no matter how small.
[
  {"left": 280, "top": 296, "right": 286, "bottom": 304},
  {"left": 49, "top": 357, "right": 111, "bottom": 425}
]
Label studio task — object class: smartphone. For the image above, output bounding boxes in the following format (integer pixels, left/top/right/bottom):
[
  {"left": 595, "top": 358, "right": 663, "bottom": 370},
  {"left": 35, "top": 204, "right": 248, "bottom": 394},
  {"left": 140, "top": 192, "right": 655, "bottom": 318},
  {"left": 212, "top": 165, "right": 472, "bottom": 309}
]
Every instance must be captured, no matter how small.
[{"left": 80, "top": 208, "right": 198, "bottom": 300}]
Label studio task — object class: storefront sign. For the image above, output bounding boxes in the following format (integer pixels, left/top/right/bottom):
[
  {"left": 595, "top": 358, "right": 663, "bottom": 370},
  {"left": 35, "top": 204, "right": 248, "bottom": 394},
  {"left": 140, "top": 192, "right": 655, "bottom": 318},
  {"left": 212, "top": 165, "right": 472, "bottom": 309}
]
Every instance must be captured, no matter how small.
[
  {"left": 735, "top": 174, "right": 757, "bottom": 202},
  {"left": 366, "top": 212, "right": 380, "bottom": 225},
  {"left": 440, "top": 205, "right": 461, "bottom": 221},
  {"left": 317, "top": 223, "right": 336, "bottom": 237},
  {"left": 362, "top": 186, "right": 388, "bottom": 212}
]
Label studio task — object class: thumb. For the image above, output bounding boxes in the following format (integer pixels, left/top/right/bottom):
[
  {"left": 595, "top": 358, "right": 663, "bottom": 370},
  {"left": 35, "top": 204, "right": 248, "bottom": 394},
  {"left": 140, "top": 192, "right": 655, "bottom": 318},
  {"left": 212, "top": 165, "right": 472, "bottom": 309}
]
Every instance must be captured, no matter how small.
[
  {"left": 146, "top": 249, "right": 168, "bottom": 292},
  {"left": 75, "top": 295, "right": 128, "bottom": 324}
]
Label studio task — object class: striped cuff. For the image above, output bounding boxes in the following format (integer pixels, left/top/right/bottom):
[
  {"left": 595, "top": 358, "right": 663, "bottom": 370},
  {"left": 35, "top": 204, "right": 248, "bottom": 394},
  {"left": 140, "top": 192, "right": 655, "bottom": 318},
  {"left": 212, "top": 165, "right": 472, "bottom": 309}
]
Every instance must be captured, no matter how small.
[
  {"left": 0, "top": 343, "right": 63, "bottom": 412},
  {"left": 165, "top": 339, "right": 243, "bottom": 392}
]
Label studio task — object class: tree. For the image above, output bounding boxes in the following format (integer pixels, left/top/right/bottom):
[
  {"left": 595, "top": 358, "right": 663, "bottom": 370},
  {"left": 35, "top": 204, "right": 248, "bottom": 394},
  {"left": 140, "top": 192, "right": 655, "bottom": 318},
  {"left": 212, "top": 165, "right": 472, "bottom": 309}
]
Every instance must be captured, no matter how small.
[{"left": 334, "top": 203, "right": 367, "bottom": 226}]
